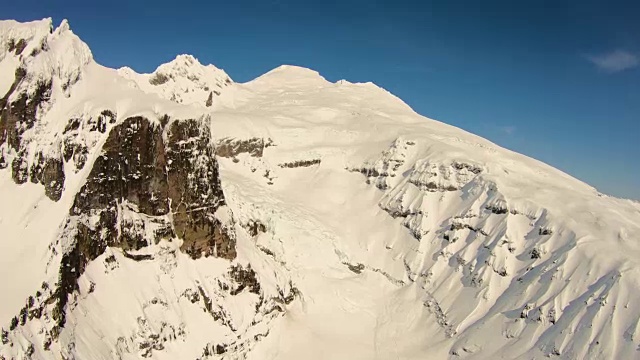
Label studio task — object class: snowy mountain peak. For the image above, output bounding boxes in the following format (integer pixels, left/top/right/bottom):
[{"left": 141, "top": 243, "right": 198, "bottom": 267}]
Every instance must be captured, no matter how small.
[
  {"left": 116, "top": 53, "right": 233, "bottom": 107},
  {"left": 0, "top": 18, "right": 52, "bottom": 46},
  {"left": 251, "top": 64, "right": 328, "bottom": 88},
  {"left": 52, "top": 18, "right": 70, "bottom": 35},
  {"left": 0, "top": 17, "right": 92, "bottom": 100},
  {"left": 154, "top": 54, "right": 213, "bottom": 76}
]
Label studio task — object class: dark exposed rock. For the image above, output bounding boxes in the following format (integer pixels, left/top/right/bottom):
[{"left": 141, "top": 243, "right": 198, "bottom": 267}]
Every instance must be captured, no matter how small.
[
  {"left": 122, "top": 251, "right": 154, "bottom": 261},
  {"left": 244, "top": 220, "right": 267, "bottom": 237},
  {"left": 9, "top": 316, "right": 18, "bottom": 331},
  {"left": 349, "top": 166, "right": 393, "bottom": 190},
  {"left": 282, "top": 286, "right": 299, "bottom": 305},
  {"left": 205, "top": 92, "right": 213, "bottom": 107},
  {"left": 215, "top": 137, "right": 268, "bottom": 158},
  {"left": 424, "top": 296, "right": 457, "bottom": 338},
  {"left": 539, "top": 227, "right": 553, "bottom": 236},
  {"left": 228, "top": 265, "right": 260, "bottom": 295},
  {"left": 450, "top": 222, "right": 488, "bottom": 236},
  {"left": 548, "top": 309, "right": 557, "bottom": 324},
  {"left": 41, "top": 157, "right": 65, "bottom": 201},
  {"left": 0, "top": 69, "right": 51, "bottom": 151},
  {"left": 408, "top": 178, "right": 459, "bottom": 192},
  {"left": 530, "top": 248, "right": 541, "bottom": 259},
  {"left": 62, "top": 112, "right": 115, "bottom": 172},
  {"left": 452, "top": 161, "right": 482, "bottom": 174},
  {"left": 181, "top": 288, "right": 201, "bottom": 303},
  {"left": 520, "top": 303, "right": 533, "bottom": 319},
  {"left": 197, "top": 286, "right": 214, "bottom": 316},
  {"left": 63, "top": 117, "right": 82, "bottom": 134},
  {"left": 71, "top": 116, "right": 169, "bottom": 216},
  {"left": 100, "top": 109, "right": 117, "bottom": 124},
  {"left": 11, "top": 154, "right": 29, "bottom": 184},
  {"left": 8, "top": 38, "right": 28, "bottom": 55},
  {"left": 344, "top": 262, "right": 365, "bottom": 274},
  {"left": 0, "top": 149, "right": 6, "bottom": 169},
  {"left": 351, "top": 167, "right": 386, "bottom": 178},
  {"left": 1, "top": 328, "right": 8, "bottom": 345},
  {"left": 25, "top": 343, "right": 35, "bottom": 358},
  {"left": 496, "top": 268, "right": 508, "bottom": 277},
  {"left": 385, "top": 207, "right": 418, "bottom": 219},
  {"left": 485, "top": 204, "right": 508, "bottom": 214},
  {"left": 149, "top": 73, "right": 169, "bottom": 85},
  {"left": 166, "top": 119, "right": 236, "bottom": 260},
  {"left": 43, "top": 116, "right": 236, "bottom": 337},
  {"left": 29, "top": 152, "right": 48, "bottom": 181},
  {"left": 6, "top": 38, "right": 16, "bottom": 52},
  {"left": 278, "top": 159, "right": 321, "bottom": 168},
  {"left": 66, "top": 142, "right": 88, "bottom": 170},
  {"left": 29, "top": 151, "right": 65, "bottom": 201},
  {"left": 43, "top": 336, "right": 52, "bottom": 351},
  {"left": 215, "top": 344, "right": 226, "bottom": 354},
  {"left": 1, "top": 66, "right": 63, "bottom": 198}
]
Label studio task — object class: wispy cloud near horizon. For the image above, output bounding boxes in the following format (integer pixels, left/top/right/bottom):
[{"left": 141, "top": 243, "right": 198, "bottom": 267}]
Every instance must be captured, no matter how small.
[
  {"left": 499, "top": 125, "right": 516, "bottom": 135},
  {"left": 587, "top": 50, "right": 639, "bottom": 73}
]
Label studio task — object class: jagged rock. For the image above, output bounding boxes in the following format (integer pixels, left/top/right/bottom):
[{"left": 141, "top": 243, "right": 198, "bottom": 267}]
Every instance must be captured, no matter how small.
[
  {"left": 7, "top": 38, "right": 28, "bottom": 55},
  {"left": 205, "top": 91, "right": 213, "bottom": 107},
  {"left": 215, "top": 137, "right": 269, "bottom": 158},
  {"left": 166, "top": 119, "right": 236, "bottom": 260},
  {"left": 244, "top": 220, "right": 267, "bottom": 237},
  {"left": 485, "top": 203, "right": 508, "bottom": 214},
  {"left": 0, "top": 68, "right": 51, "bottom": 151},
  {"left": 539, "top": 227, "right": 553, "bottom": 235},
  {"left": 27, "top": 115, "right": 237, "bottom": 338},
  {"left": 228, "top": 265, "right": 260, "bottom": 295},
  {"left": 11, "top": 154, "right": 29, "bottom": 184},
  {"left": 71, "top": 116, "right": 169, "bottom": 216},
  {"left": 344, "top": 262, "right": 365, "bottom": 274},
  {"left": 149, "top": 73, "right": 169, "bottom": 85},
  {"left": 278, "top": 159, "right": 321, "bottom": 168},
  {"left": 530, "top": 248, "right": 542, "bottom": 259},
  {"left": 29, "top": 152, "right": 65, "bottom": 201}
]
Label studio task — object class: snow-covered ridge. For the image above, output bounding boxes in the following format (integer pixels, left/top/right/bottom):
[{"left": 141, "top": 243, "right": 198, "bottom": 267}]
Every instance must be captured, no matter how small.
[
  {"left": 117, "top": 54, "right": 233, "bottom": 108},
  {"left": 1, "top": 18, "right": 640, "bottom": 360},
  {"left": 0, "top": 18, "right": 92, "bottom": 99}
]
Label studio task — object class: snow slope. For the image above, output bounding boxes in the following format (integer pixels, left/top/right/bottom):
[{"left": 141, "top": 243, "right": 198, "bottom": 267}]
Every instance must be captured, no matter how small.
[{"left": 1, "top": 18, "right": 639, "bottom": 360}]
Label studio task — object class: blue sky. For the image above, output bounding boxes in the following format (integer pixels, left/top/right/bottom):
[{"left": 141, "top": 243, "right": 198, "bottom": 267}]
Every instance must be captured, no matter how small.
[{"left": 4, "top": 0, "right": 640, "bottom": 199}]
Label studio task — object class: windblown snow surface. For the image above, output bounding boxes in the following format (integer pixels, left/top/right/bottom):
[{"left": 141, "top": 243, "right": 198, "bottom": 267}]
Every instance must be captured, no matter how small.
[{"left": 1, "top": 18, "right": 640, "bottom": 360}]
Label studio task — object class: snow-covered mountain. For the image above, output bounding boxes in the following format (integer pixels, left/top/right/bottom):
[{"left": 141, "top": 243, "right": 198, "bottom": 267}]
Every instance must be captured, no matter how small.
[
  {"left": 1, "top": 18, "right": 639, "bottom": 360},
  {"left": 117, "top": 54, "right": 233, "bottom": 108}
]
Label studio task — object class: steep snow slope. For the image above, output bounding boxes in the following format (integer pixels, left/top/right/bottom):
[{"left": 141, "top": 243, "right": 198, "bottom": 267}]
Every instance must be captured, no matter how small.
[{"left": 1, "top": 18, "right": 639, "bottom": 360}]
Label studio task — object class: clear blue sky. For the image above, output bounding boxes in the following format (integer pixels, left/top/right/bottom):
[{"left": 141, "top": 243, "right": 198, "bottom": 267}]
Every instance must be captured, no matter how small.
[{"left": 4, "top": 0, "right": 640, "bottom": 199}]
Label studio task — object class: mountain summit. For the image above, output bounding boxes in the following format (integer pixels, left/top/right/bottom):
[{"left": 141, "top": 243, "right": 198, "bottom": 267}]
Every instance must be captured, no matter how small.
[
  {"left": 117, "top": 54, "right": 233, "bottom": 108},
  {"left": 1, "top": 19, "right": 640, "bottom": 360}
]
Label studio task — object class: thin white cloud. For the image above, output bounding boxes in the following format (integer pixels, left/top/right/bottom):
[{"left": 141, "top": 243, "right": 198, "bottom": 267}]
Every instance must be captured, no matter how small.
[
  {"left": 500, "top": 126, "right": 516, "bottom": 135},
  {"left": 587, "top": 50, "right": 639, "bottom": 73}
]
